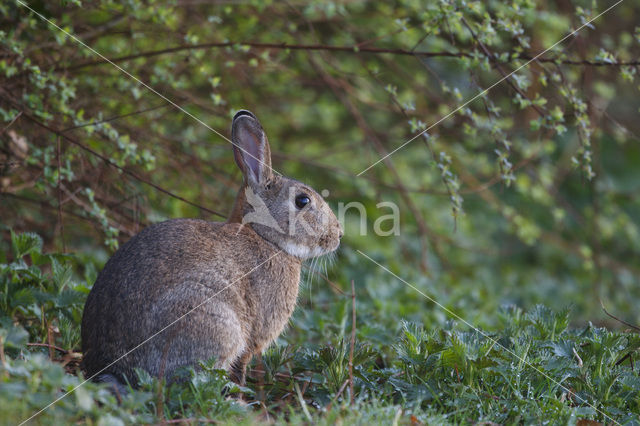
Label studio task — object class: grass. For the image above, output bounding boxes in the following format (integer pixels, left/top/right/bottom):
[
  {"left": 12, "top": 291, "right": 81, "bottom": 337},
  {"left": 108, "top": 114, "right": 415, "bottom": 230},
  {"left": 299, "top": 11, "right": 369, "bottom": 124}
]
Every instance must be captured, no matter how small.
[{"left": 1, "top": 231, "right": 639, "bottom": 425}]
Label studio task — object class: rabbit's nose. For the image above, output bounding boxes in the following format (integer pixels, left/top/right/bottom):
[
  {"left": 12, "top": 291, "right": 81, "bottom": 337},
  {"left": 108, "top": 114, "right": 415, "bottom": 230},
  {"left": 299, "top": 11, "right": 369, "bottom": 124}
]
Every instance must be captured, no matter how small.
[{"left": 338, "top": 224, "right": 344, "bottom": 239}]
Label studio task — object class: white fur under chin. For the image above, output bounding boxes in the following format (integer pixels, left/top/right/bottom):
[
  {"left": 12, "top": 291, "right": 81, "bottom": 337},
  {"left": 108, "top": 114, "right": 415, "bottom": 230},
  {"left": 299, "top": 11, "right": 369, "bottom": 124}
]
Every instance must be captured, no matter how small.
[{"left": 282, "top": 242, "right": 325, "bottom": 259}]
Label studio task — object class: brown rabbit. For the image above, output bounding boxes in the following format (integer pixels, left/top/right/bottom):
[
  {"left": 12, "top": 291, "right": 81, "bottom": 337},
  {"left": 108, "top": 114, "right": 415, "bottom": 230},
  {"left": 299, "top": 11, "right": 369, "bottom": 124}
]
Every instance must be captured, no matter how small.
[{"left": 81, "top": 110, "right": 342, "bottom": 392}]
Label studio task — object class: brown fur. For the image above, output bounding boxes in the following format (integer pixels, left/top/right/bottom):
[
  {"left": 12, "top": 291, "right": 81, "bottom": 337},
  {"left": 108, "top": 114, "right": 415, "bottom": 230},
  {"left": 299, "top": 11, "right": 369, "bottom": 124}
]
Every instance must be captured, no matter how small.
[{"left": 81, "top": 111, "right": 342, "bottom": 388}]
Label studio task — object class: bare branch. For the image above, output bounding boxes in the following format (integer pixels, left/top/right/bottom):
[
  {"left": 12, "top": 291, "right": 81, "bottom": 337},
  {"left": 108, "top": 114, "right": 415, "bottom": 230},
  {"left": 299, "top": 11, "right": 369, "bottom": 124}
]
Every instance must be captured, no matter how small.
[
  {"left": 0, "top": 90, "right": 227, "bottom": 219},
  {"left": 601, "top": 301, "right": 640, "bottom": 332},
  {"left": 59, "top": 41, "right": 640, "bottom": 71}
]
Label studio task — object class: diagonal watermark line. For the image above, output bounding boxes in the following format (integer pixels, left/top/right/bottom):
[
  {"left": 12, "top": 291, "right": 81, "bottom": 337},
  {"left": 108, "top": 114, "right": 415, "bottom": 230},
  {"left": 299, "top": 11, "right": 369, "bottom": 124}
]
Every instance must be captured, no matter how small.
[
  {"left": 357, "top": 249, "right": 620, "bottom": 425},
  {"left": 18, "top": 249, "right": 284, "bottom": 426},
  {"left": 356, "top": 0, "right": 625, "bottom": 176},
  {"left": 14, "top": 0, "right": 280, "bottom": 178}
]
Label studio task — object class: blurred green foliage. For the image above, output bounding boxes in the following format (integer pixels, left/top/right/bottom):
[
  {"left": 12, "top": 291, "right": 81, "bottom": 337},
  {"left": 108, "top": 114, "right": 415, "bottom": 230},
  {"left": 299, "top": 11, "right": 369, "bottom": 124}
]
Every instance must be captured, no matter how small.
[{"left": 1, "top": 0, "right": 640, "bottom": 423}]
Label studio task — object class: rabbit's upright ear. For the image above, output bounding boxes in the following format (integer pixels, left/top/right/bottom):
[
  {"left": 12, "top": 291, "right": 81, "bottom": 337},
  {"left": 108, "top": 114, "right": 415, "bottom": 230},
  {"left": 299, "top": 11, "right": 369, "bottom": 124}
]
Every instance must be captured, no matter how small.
[{"left": 231, "top": 110, "right": 273, "bottom": 186}]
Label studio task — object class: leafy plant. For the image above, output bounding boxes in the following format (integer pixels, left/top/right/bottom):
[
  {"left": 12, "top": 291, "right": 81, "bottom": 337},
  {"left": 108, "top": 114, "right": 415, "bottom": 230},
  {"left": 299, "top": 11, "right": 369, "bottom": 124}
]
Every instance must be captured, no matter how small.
[{"left": 1, "top": 231, "right": 87, "bottom": 350}]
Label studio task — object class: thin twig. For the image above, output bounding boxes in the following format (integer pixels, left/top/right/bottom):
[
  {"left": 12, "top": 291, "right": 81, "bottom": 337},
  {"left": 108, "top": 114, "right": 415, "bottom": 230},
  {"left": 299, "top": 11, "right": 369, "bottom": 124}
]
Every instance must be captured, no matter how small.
[
  {"left": 300, "top": 375, "right": 312, "bottom": 397},
  {"left": 0, "top": 336, "right": 8, "bottom": 377},
  {"left": 46, "top": 324, "right": 55, "bottom": 361},
  {"left": 294, "top": 381, "right": 312, "bottom": 422},
  {"left": 0, "top": 111, "right": 22, "bottom": 135},
  {"left": 615, "top": 352, "right": 634, "bottom": 370},
  {"left": 25, "top": 14, "right": 126, "bottom": 54},
  {"left": 0, "top": 192, "right": 121, "bottom": 229},
  {"left": 315, "top": 61, "right": 438, "bottom": 272},
  {"left": 60, "top": 41, "right": 640, "bottom": 71},
  {"left": 461, "top": 16, "right": 546, "bottom": 117},
  {"left": 326, "top": 379, "right": 349, "bottom": 411},
  {"left": 601, "top": 300, "right": 640, "bottom": 332},
  {"left": 349, "top": 279, "right": 356, "bottom": 406},
  {"left": 60, "top": 102, "right": 171, "bottom": 132},
  {"left": 56, "top": 135, "right": 66, "bottom": 252},
  {"left": 301, "top": 263, "right": 346, "bottom": 295},
  {"left": 392, "top": 407, "right": 403, "bottom": 426},
  {"left": 0, "top": 93, "right": 226, "bottom": 218},
  {"left": 26, "top": 342, "right": 69, "bottom": 354}
]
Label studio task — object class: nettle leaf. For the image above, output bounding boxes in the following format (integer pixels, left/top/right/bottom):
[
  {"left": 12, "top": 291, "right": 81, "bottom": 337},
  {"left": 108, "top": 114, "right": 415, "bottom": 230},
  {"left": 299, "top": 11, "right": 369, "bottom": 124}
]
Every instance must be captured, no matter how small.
[
  {"left": 51, "top": 259, "right": 73, "bottom": 291},
  {"left": 618, "top": 373, "right": 640, "bottom": 393},
  {"left": 54, "top": 289, "right": 85, "bottom": 309},
  {"left": 621, "top": 333, "right": 640, "bottom": 354},
  {"left": 351, "top": 342, "right": 378, "bottom": 366},
  {"left": 525, "top": 305, "right": 570, "bottom": 339},
  {"left": 9, "top": 287, "right": 37, "bottom": 309},
  {"left": 32, "top": 288, "right": 56, "bottom": 305},
  {"left": 354, "top": 365, "right": 389, "bottom": 392},
  {"left": 10, "top": 231, "right": 43, "bottom": 259},
  {"left": 396, "top": 321, "right": 430, "bottom": 363},
  {"left": 21, "top": 265, "right": 45, "bottom": 283},
  {"left": 541, "top": 356, "right": 580, "bottom": 381},
  {"left": 440, "top": 333, "right": 468, "bottom": 369},
  {"left": 0, "top": 320, "right": 28, "bottom": 349},
  {"left": 545, "top": 340, "right": 576, "bottom": 360},
  {"left": 291, "top": 347, "right": 321, "bottom": 372},
  {"left": 261, "top": 344, "right": 292, "bottom": 382},
  {"left": 387, "top": 377, "right": 434, "bottom": 402}
]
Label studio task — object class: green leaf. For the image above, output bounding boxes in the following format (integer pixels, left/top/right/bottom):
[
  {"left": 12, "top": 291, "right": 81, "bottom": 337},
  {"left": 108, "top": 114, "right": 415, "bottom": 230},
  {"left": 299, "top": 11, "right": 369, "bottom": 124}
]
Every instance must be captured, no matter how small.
[
  {"left": 10, "top": 231, "right": 43, "bottom": 259},
  {"left": 0, "top": 320, "right": 28, "bottom": 350}
]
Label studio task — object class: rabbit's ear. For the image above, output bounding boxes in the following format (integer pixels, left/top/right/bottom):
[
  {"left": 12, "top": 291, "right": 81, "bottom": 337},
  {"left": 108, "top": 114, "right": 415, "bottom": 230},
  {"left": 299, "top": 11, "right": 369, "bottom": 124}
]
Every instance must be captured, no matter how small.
[{"left": 231, "top": 110, "right": 273, "bottom": 186}]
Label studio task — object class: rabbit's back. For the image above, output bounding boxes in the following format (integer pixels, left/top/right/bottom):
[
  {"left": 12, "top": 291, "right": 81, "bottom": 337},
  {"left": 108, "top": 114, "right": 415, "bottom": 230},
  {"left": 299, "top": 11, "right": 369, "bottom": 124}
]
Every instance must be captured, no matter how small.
[{"left": 81, "top": 218, "right": 267, "bottom": 383}]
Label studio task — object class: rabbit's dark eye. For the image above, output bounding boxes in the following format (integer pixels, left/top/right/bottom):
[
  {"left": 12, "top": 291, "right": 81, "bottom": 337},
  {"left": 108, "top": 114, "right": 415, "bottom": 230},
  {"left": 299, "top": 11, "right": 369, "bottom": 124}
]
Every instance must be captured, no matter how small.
[{"left": 295, "top": 194, "right": 310, "bottom": 209}]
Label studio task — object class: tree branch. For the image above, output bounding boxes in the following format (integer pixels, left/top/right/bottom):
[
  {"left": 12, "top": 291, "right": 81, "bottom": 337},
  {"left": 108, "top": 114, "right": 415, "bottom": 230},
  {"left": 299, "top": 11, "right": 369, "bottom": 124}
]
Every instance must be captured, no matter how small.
[
  {"left": 601, "top": 301, "right": 640, "bottom": 332},
  {"left": 59, "top": 41, "right": 640, "bottom": 71},
  {"left": 0, "top": 90, "right": 227, "bottom": 219}
]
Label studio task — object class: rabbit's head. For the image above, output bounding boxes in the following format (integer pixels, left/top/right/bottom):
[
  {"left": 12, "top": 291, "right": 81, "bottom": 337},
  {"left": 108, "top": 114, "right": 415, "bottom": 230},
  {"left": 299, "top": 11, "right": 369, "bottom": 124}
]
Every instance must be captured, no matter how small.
[{"left": 228, "top": 110, "right": 343, "bottom": 260}]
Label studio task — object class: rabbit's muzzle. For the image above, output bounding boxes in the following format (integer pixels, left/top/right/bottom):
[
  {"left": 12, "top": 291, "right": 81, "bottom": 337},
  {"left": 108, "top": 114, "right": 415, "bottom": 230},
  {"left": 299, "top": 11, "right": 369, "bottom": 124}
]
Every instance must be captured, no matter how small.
[{"left": 319, "top": 222, "right": 342, "bottom": 255}]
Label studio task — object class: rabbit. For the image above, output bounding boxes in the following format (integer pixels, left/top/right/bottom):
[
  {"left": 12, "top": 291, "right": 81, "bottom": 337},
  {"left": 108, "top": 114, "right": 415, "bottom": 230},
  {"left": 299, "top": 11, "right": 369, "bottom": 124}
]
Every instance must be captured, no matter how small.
[{"left": 81, "top": 110, "right": 343, "bottom": 392}]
